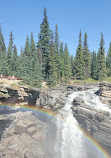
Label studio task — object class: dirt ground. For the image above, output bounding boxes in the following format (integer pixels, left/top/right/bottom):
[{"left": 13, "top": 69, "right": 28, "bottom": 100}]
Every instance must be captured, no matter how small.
[{"left": 0, "top": 78, "right": 22, "bottom": 85}]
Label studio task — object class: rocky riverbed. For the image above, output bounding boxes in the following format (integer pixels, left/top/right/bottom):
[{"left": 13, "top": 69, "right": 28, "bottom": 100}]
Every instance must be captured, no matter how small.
[
  {"left": 0, "top": 108, "right": 50, "bottom": 158},
  {"left": 0, "top": 82, "right": 111, "bottom": 157}
]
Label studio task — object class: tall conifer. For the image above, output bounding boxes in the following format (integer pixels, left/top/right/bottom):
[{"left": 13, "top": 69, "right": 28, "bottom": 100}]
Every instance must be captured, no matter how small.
[
  {"left": 70, "top": 55, "right": 74, "bottom": 76},
  {"left": 97, "top": 33, "right": 106, "bottom": 80},
  {"left": 12, "top": 45, "right": 18, "bottom": 76},
  {"left": 59, "top": 42, "right": 65, "bottom": 78},
  {"left": 38, "top": 7, "right": 50, "bottom": 79},
  {"left": 0, "top": 24, "right": 7, "bottom": 75},
  {"left": 30, "top": 32, "right": 36, "bottom": 54},
  {"left": 83, "top": 33, "right": 91, "bottom": 79},
  {"left": 54, "top": 24, "right": 60, "bottom": 79},
  {"left": 48, "top": 33, "right": 57, "bottom": 86},
  {"left": 64, "top": 43, "right": 71, "bottom": 81},
  {"left": 24, "top": 36, "right": 30, "bottom": 56},
  {"left": 7, "top": 31, "right": 14, "bottom": 75},
  {"left": 91, "top": 51, "right": 97, "bottom": 79},
  {"left": 106, "top": 42, "right": 111, "bottom": 76},
  {"left": 74, "top": 30, "right": 84, "bottom": 79}
]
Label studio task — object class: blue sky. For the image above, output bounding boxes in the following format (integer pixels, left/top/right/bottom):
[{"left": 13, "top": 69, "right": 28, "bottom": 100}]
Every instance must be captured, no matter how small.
[{"left": 0, "top": 0, "right": 111, "bottom": 56}]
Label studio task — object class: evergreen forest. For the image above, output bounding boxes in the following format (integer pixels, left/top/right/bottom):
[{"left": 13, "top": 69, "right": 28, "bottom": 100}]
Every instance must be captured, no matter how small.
[{"left": 0, "top": 8, "right": 110, "bottom": 87}]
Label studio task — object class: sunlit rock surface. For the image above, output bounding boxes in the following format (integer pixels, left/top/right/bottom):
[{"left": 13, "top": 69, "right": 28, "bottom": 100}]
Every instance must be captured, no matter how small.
[
  {"left": 0, "top": 111, "right": 49, "bottom": 158},
  {"left": 0, "top": 84, "right": 40, "bottom": 106},
  {"left": 0, "top": 83, "right": 111, "bottom": 157},
  {"left": 72, "top": 96, "right": 111, "bottom": 155},
  {"left": 97, "top": 83, "right": 111, "bottom": 107},
  {"left": 36, "top": 89, "right": 66, "bottom": 111}
]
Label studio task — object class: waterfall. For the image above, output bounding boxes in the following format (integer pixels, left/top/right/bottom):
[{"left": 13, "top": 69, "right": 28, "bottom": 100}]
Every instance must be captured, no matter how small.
[
  {"left": 54, "top": 88, "right": 111, "bottom": 158},
  {"left": 54, "top": 93, "right": 87, "bottom": 158},
  {"left": 72, "top": 88, "right": 111, "bottom": 113}
]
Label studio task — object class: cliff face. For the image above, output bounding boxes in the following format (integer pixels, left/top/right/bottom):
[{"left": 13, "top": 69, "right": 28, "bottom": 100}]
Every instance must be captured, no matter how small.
[
  {"left": 36, "top": 84, "right": 98, "bottom": 111},
  {"left": 0, "top": 83, "right": 96, "bottom": 109},
  {"left": 0, "top": 84, "right": 67, "bottom": 111},
  {"left": 36, "top": 89, "right": 66, "bottom": 111},
  {"left": 97, "top": 83, "right": 111, "bottom": 107},
  {"left": 72, "top": 96, "right": 111, "bottom": 155},
  {"left": 0, "top": 85, "right": 40, "bottom": 106}
]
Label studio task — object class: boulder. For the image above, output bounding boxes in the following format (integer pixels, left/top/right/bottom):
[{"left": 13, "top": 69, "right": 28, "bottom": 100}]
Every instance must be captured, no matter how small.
[
  {"left": 67, "top": 85, "right": 83, "bottom": 91},
  {"left": 36, "top": 89, "right": 66, "bottom": 111},
  {"left": 72, "top": 97, "right": 85, "bottom": 106}
]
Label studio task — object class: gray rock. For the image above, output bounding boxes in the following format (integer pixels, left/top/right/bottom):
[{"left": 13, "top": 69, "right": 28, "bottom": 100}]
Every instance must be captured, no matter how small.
[
  {"left": 36, "top": 89, "right": 66, "bottom": 111},
  {"left": 97, "top": 83, "right": 111, "bottom": 107},
  {"left": 0, "top": 111, "right": 49, "bottom": 158},
  {"left": 72, "top": 97, "right": 85, "bottom": 106},
  {"left": 72, "top": 100, "right": 111, "bottom": 154},
  {"left": 67, "top": 85, "right": 83, "bottom": 91},
  {"left": 0, "top": 85, "right": 40, "bottom": 106}
]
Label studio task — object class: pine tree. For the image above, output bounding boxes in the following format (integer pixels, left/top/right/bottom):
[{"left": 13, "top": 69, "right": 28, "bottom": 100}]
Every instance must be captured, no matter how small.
[
  {"left": 17, "top": 46, "right": 24, "bottom": 78},
  {"left": 0, "top": 24, "right": 6, "bottom": 54},
  {"left": 0, "top": 24, "right": 2, "bottom": 54},
  {"left": 38, "top": 7, "right": 50, "bottom": 79},
  {"left": 54, "top": 24, "right": 60, "bottom": 79},
  {"left": 74, "top": 30, "right": 84, "bottom": 79},
  {"left": 24, "top": 35, "right": 30, "bottom": 56},
  {"left": 64, "top": 43, "right": 71, "bottom": 81},
  {"left": 18, "top": 34, "right": 42, "bottom": 87},
  {"left": 59, "top": 42, "right": 65, "bottom": 79},
  {"left": 106, "top": 42, "right": 111, "bottom": 76},
  {"left": 83, "top": 33, "right": 91, "bottom": 79},
  {"left": 91, "top": 51, "right": 97, "bottom": 79},
  {"left": 97, "top": 33, "right": 107, "bottom": 80},
  {"left": 7, "top": 31, "right": 14, "bottom": 75},
  {"left": 48, "top": 33, "right": 57, "bottom": 86},
  {"left": 0, "top": 24, "right": 7, "bottom": 75},
  {"left": 12, "top": 45, "right": 18, "bottom": 76},
  {"left": 29, "top": 33, "right": 42, "bottom": 86},
  {"left": 70, "top": 55, "right": 74, "bottom": 76},
  {"left": 18, "top": 36, "right": 30, "bottom": 82},
  {"left": 37, "top": 48, "right": 42, "bottom": 66},
  {"left": 30, "top": 52, "right": 42, "bottom": 87},
  {"left": 30, "top": 32, "right": 36, "bottom": 54},
  {"left": 21, "top": 35, "right": 31, "bottom": 82},
  {"left": 21, "top": 46, "right": 23, "bottom": 55}
]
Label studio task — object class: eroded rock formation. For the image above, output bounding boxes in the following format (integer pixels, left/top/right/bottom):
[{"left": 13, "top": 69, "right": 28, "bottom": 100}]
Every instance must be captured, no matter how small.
[
  {"left": 97, "top": 83, "right": 111, "bottom": 107},
  {"left": 72, "top": 97, "right": 111, "bottom": 155},
  {"left": 36, "top": 89, "right": 66, "bottom": 111},
  {"left": 0, "top": 111, "right": 49, "bottom": 158},
  {"left": 0, "top": 85, "right": 40, "bottom": 106}
]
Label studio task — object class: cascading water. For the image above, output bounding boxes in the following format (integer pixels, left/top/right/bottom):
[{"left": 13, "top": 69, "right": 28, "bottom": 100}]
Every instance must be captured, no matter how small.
[
  {"left": 54, "top": 93, "right": 87, "bottom": 158},
  {"left": 54, "top": 87, "right": 111, "bottom": 158},
  {"left": 72, "top": 87, "right": 111, "bottom": 114}
]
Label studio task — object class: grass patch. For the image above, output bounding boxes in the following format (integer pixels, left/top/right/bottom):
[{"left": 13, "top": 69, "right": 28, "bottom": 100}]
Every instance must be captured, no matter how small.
[
  {"left": 72, "top": 77, "right": 111, "bottom": 84},
  {"left": 72, "top": 78, "right": 100, "bottom": 84},
  {"left": 84, "top": 78, "right": 100, "bottom": 83},
  {"left": 105, "top": 76, "right": 111, "bottom": 82},
  {"left": 18, "top": 80, "right": 27, "bottom": 86}
]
